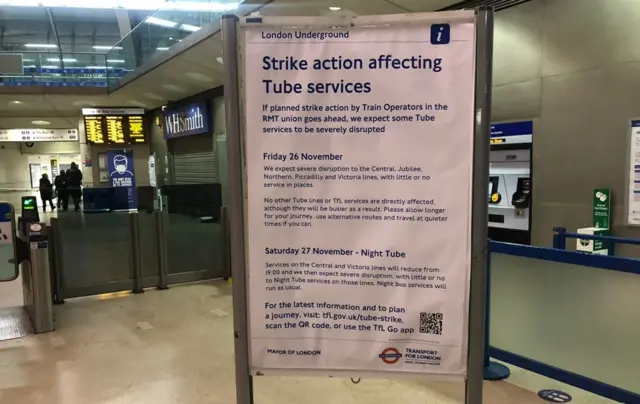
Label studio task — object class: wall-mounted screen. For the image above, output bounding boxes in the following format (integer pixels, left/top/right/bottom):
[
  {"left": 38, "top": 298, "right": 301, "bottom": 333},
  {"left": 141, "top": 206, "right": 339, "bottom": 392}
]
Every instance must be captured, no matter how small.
[{"left": 82, "top": 108, "right": 147, "bottom": 145}]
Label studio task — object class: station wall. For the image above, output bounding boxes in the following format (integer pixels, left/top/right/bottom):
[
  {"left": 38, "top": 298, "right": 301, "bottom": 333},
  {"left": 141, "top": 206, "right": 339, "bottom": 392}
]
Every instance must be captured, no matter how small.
[{"left": 493, "top": 0, "right": 640, "bottom": 255}]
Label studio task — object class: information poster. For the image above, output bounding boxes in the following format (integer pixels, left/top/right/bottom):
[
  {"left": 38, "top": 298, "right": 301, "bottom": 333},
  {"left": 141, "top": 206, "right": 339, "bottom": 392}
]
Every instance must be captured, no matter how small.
[
  {"left": 627, "top": 120, "right": 640, "bottom": 225},
  {"left": 243, "top": 17, "right": 476, "bottom": 377},
  {"left": 107, "top": 149, "right": 137, "bottom": 210}
]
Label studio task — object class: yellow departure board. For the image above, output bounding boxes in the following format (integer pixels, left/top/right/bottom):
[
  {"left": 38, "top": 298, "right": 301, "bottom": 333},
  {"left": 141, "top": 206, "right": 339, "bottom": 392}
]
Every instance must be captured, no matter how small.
[
  {"left": 127, "top": 115, "right": 146, "bottom": 143},
  {"left": 83, "top": 113, "right": 147, "bottom": 145},
  {"left": 84, "top": 116, "right": 105, "bottom": 144},
  {"left": 105, "top": 115, "right": 126, "bottom": 144}
]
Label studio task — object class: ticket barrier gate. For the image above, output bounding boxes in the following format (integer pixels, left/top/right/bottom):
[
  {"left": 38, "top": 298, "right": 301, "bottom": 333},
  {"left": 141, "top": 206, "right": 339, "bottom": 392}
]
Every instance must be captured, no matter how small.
[
  {"left": 1, "top": 199, "right": 54, "bottom": 334},
  {"left": 14, "top": 196, "right": 55, "bottom": 333},
  {"left": 17, "top": 220, "right": 54, "bottom": 333}
]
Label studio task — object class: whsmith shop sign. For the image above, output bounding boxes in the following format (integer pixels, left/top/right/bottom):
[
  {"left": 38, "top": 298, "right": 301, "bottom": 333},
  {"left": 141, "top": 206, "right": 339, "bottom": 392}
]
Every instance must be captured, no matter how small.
[{"left": 162, "top": 101, "right": 210, "bottom": 139}]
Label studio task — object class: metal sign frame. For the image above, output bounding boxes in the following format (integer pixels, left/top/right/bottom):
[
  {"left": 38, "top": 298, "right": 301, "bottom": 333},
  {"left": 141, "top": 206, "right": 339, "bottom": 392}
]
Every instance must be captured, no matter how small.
[
  {"left": 222, "top": 8, "right": 493, "bottom": 404},
  {"left": 624, "top": 118, "right": 640, "bottom": 227}
]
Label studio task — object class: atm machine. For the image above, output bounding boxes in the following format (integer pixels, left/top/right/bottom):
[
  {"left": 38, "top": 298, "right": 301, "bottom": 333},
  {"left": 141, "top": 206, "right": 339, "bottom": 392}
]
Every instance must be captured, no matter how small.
[{"left": 488, "top": 121, "right": 533, "bottom": 245}]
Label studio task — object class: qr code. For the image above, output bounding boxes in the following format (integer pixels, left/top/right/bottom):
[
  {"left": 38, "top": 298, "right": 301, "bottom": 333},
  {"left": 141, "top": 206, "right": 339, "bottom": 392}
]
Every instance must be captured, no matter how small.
[{"left": 419, "top": 312, "right": 443, "bottom": 335}]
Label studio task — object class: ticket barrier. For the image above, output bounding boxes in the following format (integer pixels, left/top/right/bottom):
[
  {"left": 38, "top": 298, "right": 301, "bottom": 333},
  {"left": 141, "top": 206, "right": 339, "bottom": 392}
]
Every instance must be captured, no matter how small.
[{"left": 17, "top": 217, "right": 55, "bottom": 333}]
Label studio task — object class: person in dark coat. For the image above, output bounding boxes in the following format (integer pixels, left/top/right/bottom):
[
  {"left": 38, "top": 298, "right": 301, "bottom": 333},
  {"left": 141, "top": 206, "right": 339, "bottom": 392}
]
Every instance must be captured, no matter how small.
[
  {"left": 54, "top": 170, "right": 68, "bottom": 210},
  {"left": 66, "top": 162, "right": 83, "bottom": 211},
  {"left": 39, "top": 173, "right": 55, "bottom": 212}
]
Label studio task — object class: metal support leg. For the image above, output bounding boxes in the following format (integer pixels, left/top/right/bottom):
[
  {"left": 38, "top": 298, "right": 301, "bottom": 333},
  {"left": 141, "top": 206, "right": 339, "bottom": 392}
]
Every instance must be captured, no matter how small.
[
  {"left": 49, "top": 218, "right": 65, "bottom": 304},
  {"left": 222, "top": 13, "right": 254, "bottom": 404},
  {"left": 129, "top": 212, "right": 144, "bottom": 294},
  {"left": 221, "top": 206, "right": 231, "bottom": 281},
  {"left": 466, "top": 7, "right": 494, "bottom": 404},
  {"left": 154, "top": 211, "right": 169, "bottom": 290}
]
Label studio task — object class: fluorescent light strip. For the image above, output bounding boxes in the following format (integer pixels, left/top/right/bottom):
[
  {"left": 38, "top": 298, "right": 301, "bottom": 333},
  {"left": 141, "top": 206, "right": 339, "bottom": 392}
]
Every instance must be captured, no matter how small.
[
  {"left": 41, "top": 65, "right": 59, "bottom": 68},
  {"left": 0, "top": 0, "right": 239, "bottom": 12},
  {"left": 179, "top": 23, "right": 200, "bottom": 32},
  {"left": 85, "top": 66, "right": 114, "bottom": 69},
  {"left": 93, "top": 45, "right": 123, "bottom": 50},
  {"left": 47, "top": 58, "right": 77, "bottom": 62},
  {"left": 107, "top": 59, "right": 125, "bottom": 63},
  {"left": 156, "top": 47, "right": 170, "bottom": 51},
  {"left": 24, "top": 43, "right": 58, "bottom": 48},
  {"left": 146, "top": 16, "right": 177, "bottom": 28}
]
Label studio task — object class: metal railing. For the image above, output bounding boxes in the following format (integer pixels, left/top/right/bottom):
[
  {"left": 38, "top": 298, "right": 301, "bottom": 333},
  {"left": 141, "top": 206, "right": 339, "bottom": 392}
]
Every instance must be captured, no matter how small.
[
  {"left": 553, "top": 226, "right": 640, "bottom": 257},
  {"left": 106, "top": 7, "right": 229, "bottom": 88}
]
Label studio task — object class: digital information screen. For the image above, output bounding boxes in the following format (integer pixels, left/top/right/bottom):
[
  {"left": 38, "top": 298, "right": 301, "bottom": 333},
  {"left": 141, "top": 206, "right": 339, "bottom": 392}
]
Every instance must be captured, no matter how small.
[
  {"left": 84, "top": 116, "right": 106, "bottom": 144},
  {"left": 84, "top": 115, "right": 147, "bottom": 145},
  {"left": 106, "top": 115, "right": 126, "bottom": 144},
  {"left": 127, "top": 115, "right": 146, "bottom": 144}
]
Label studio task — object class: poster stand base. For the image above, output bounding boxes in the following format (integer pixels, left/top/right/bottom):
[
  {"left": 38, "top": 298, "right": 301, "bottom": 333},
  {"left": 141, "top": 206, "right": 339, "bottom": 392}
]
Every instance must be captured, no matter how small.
[{"left": 483, "top": 361, "right": 510, "bottom": 381}]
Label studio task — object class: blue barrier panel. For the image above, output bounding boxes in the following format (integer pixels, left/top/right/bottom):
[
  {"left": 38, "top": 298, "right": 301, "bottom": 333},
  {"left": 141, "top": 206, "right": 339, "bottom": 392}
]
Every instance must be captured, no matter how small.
[
  {"left": 488, "top": 240, "right": 640, "bottom": 401},
  {"left": 489, "top": 347, "right": 640, "bottom": 403}
]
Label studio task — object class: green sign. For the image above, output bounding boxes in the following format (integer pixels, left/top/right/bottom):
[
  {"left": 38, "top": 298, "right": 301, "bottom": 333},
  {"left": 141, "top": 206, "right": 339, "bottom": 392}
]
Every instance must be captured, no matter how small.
[
  {"left": 22, "top": 197, "right": 36, "bottom": 211},
  {"left": 593, "top": 189, "right": 611, "bottom": 228},
  {"left": 592, "top": 189, "right": 611, "bottom": 253}
]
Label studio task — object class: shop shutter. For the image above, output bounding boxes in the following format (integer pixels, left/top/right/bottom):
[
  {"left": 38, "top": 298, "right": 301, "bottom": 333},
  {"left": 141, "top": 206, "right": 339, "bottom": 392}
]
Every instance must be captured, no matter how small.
[
  {"left": 168, "top": 134, "right": 217, "bottom": 185},
  {"left": 173, "top": 151, "right": 217, "bottom": 184}
]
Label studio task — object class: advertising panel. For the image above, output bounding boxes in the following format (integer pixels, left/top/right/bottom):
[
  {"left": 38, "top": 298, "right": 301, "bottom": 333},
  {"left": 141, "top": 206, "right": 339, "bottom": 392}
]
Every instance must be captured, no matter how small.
[
  {"left": 242, "top": 16, "right": 476, "bottom": 377},
  {"left": 107, "top": 149, "right": 137, "bottom": 210}
]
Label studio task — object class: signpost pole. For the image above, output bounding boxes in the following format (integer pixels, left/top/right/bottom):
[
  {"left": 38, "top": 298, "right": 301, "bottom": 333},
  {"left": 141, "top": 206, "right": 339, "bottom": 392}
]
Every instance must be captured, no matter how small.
[
  {"left": 221, "top": 13, "right": 254, "bottom": 404},
  {"left": 465, "top": 7, "right": 494, "bottom": 404}
]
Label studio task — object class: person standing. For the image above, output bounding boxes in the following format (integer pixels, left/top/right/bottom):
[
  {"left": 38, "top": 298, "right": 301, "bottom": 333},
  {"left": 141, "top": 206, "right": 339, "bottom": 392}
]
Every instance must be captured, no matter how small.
[
  {"left": 66, "top": 162, "right": 83, "bottom": 211},
  {"left": 54, "top": 170, "right": 68, "bottom": 211},
  {"left": 39, "top": 173, "right": 55, "bottom": 212}
]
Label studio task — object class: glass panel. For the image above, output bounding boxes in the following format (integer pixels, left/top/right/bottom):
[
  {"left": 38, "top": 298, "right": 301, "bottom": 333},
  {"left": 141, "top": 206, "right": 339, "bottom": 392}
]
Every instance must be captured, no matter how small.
[
  {"left": 1, "top": 51, "right": 113, "bottom": 88},
  {"left": 163, "top": 210, "right": 222, "bottom": 275},
  {"left": 58, "top": 213, "right": 131, "bottom": 290},
  {"left": 490, "top": 253, "right": 640, "bottom": 393},
  {"left": 106, "top": 0, "right": 237, "bottom": 88},
  {"left": 160, "top": 148, "right": 223, "bottom": 277},
  {"left": 137, "top": 212, "right": 157, "bottom": 279}
]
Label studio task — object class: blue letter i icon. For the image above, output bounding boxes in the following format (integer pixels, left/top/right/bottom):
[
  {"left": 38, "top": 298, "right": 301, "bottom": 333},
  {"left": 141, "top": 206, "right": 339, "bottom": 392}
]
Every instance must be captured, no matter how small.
[{"left": 430, "top": 24, "right": 451, "bottom": 45}]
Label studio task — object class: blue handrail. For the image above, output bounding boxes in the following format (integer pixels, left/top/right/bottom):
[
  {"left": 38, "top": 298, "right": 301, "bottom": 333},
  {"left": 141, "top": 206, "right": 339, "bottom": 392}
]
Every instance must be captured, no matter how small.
[
  {"left": 486, "top": 240, "right": 640, "bottom": 402},
  {"left": 491, "top": 240, "right": 640, "bottom": 276},
  {"left": 553, "top": 226, "right": 640, "bottom": 256}
]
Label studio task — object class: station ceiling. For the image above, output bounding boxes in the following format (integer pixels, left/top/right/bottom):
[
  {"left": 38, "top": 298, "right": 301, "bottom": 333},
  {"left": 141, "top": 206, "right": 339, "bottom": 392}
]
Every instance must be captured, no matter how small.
[{"left": 0, "top": 0, "right": 520, "bottom": 129}]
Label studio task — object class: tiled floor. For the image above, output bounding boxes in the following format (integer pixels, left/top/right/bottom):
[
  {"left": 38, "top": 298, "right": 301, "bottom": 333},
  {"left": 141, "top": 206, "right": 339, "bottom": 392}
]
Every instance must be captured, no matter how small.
[{"left": 0, "top": 281, "right": 616, "bottom": 403}]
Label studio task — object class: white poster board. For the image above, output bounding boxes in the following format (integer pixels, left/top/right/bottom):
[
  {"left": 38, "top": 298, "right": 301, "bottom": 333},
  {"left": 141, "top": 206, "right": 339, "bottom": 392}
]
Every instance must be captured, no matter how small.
[
  {"left": 148, "top": 155, "right": 157, "bottom": 188},
  {"left": 626, "top": 119, "right": 640, "bottom": 226},
  {"left": 242, "top": 12, "right": 477, "bottom": 378}
]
